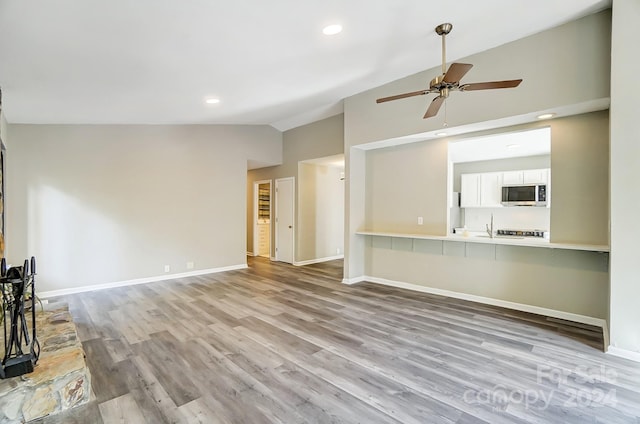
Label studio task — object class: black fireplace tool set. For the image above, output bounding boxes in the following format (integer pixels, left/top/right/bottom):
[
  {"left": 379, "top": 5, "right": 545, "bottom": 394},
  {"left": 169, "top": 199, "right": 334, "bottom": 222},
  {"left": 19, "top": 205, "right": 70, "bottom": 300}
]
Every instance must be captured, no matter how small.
[{"left": 0, "top": 256, "right": 40, "bottom": 379}]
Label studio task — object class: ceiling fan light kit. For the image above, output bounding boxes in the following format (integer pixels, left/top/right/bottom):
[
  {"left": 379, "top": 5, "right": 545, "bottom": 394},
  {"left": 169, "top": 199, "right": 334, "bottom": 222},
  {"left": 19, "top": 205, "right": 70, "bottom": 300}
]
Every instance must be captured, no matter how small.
[{"left": 377, "top": 23, "right": 523, "bottom": 119}]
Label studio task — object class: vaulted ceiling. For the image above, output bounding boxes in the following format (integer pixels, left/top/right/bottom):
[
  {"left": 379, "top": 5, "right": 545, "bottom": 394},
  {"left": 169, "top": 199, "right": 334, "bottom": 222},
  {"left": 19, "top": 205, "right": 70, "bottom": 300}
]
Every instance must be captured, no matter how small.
[{"left": 0, "top": 0, "right": 610, "bottom": 130}]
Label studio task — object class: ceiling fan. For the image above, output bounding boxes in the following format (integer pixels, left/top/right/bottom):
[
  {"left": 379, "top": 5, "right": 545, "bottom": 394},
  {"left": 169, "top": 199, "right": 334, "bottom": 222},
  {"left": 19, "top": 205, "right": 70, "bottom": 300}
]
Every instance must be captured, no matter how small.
[{"left": 376, "top": 23, "right": 523, "bottom": 119}]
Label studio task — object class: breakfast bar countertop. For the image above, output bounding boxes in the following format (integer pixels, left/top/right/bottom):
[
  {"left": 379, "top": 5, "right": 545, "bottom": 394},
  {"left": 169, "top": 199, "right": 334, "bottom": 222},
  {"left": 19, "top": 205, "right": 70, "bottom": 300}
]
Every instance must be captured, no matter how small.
[{"left": 355, "top": 230, "right": 610, "bottom": 252}]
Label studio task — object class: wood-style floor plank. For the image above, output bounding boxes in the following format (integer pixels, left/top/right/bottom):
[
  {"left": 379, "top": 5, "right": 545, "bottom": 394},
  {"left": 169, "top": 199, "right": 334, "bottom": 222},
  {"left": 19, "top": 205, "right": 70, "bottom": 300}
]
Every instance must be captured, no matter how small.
[
  {"left": 99, "top": 393, "right": 147, "bottom": 424},
  {"left": 37, "top": 257, "right": 640, "bottom": 423}
]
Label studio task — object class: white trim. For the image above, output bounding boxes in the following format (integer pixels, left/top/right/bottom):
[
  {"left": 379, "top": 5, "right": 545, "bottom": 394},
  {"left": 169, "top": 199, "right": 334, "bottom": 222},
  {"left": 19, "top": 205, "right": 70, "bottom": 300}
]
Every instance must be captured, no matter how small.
[
  {"left": 602, "top": 323, "right": 610, "bottom": 353},
  {"left": 357, "top": 275, "right": 607, "bottom": 329},
  {"left": 341, "top": 275, "right": 366, "bottom": 285},
  {"left": 294, "top": 254, "right": 344, "bottom": 266},
  {"left": 38, "top": 264, "right": 248, "bottom": 299},
  {"left": 246, "top": 251, "right": 255, "bottom": 256},
  {"left": 607, "top": 346, "right": 640, "bottom": 363},
  {"left": 270, "top": 256, "right": 277, "bottom": 261}
]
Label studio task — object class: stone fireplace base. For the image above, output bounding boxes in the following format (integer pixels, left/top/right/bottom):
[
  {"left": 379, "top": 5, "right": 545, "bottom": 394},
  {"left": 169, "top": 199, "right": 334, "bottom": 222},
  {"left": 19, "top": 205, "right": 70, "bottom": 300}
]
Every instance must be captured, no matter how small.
[{"left": 0, "top": 302, "right": 91, "bottom": 423}]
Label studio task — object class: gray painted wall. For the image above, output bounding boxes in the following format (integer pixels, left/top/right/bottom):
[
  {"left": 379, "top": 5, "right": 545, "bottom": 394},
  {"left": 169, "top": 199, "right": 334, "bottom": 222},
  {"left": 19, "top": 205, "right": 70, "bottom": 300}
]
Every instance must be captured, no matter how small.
[
  {"left": 345, "top": 10, "right": 613, "bottom": 324},
  {"left": 6, "top": 124, "right": 281, "bottom": 292},
  {"left": 365, "top": 138, "right": 448, "bottom": 235},
  {"left": 550, "top": 111, "right": 609, "bottom": 245},
  {"left": 345, "top": 12, "right": 612, "bottom": 285},
  {"left": 365, "top": 237, "right": 608, "bottom": 319},
  {"left": 247, "top": 114, "right": 344, "bottom": 262},
  {"left": 360, "top": 111, "right": 609, "bottom": 318}
]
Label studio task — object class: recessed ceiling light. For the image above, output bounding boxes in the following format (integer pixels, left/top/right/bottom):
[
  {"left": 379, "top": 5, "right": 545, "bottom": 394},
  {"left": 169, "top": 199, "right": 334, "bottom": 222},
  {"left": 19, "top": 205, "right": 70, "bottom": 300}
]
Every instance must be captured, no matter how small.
[
  {"left": 322, "top": 24, "right": 342, "bottom": 35},
  {"left": 435, "top": 132, "right": 448, "bottom": 137},
  {"left": 537, "top": 113, "right": 555, "bottom": 120},
  {"left": 507, "top": 144, "right": 520, "bottom": 149},
  {"left": 205, "top": 98, "right": 220, "bottom": 105}
]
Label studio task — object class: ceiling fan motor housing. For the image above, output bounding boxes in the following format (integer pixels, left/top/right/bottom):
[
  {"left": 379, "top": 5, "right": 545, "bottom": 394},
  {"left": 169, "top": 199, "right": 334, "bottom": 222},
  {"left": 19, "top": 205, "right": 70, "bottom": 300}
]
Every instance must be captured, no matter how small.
[
  {"left": 435, "top": 23, "right": 452, "bottom": 35},
  {"left": 429, "top": 75, "right": 455, "bottom": 98}
]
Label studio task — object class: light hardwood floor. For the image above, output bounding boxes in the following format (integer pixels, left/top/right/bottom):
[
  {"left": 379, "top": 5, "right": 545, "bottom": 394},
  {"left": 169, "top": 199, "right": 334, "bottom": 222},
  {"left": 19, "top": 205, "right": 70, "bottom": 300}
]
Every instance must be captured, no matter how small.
[{"left": 35, "top": 257, "right": 640, "bottom": 423}]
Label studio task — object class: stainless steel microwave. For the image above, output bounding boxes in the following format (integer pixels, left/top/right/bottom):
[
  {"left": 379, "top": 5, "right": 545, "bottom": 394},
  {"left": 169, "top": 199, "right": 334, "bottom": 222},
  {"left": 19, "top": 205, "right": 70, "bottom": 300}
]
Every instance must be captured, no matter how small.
[{"left": 501, "top": 184, "right": 547, "bottom": 207}]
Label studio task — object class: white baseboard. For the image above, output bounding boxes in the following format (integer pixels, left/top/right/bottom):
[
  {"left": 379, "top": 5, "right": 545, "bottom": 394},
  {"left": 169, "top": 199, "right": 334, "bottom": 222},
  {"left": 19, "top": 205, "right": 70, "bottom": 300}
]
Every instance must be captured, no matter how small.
[
  {"left": 602, "top": 323, "right": 610, "bottom": 354},
  {"left": 246, "top": 251, "right": 255, "bottom": 256},
  {"left": 38, "top": 264, "right": 248, "bottom": 299},
  {"left": 356, "top": 275, "right": 608, "bottom": 331},
  {"left": 342, "top": 275, "right": 366, "bottom": 285},
  {"left": 294, "top": 254, "right": 344, "bottom": 266},
  {"left": 607, "top": 346, "right": 640, "bottom": 363}
]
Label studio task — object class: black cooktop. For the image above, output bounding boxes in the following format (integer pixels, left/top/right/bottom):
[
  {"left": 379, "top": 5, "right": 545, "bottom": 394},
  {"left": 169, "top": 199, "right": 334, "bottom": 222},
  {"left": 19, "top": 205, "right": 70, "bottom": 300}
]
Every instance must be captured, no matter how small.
[{"left": 497, "top": 229, "right": 546, "bottom": 238}]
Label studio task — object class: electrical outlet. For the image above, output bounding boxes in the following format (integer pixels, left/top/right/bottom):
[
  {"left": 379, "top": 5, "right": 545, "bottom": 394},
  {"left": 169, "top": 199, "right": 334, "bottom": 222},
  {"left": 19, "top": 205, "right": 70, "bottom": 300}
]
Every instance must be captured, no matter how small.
[
  {"left": 417, "top": 216, "right": 424, "bottom": 225},
  {"left": 337, "top": 248, "right": 340, "bottom": 255},
  {"left": 164, "top": 265, "right": 170, "bottom": 273},
  {"left": 186, "top": 261, "right": 194, "bottom": 270}
]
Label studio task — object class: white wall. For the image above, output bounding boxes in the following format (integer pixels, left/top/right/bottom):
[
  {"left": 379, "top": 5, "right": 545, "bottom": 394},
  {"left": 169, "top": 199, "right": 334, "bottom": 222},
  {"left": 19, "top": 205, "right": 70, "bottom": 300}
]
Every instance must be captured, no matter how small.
[
  {"left": 7, "top": 124, "right": 282, "bottom": 293},
  {"left": 298, "top": 163, "right": 344, "bottom": 262},
  {"left": 609, "top": 0, "right": 640, "bottom": 356},
  {"left": 463, "top": 209, "right": 550, "bottom": 234}
]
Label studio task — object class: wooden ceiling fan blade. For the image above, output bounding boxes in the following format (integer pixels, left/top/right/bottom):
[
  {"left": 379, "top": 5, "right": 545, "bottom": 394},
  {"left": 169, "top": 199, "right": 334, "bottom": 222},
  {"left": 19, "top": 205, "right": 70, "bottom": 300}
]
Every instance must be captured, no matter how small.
[
  {"left": 376, "top": 89, "right": 429, "bottom": 103},
  {"left": 424, "top": 96, "right": 445, "bottom": 119},
  {"left": 443, "top": 63, "right": 473, "bottom": 83},
  {"left": 460, "top": 79, "right": 523, "bottom": 91}
]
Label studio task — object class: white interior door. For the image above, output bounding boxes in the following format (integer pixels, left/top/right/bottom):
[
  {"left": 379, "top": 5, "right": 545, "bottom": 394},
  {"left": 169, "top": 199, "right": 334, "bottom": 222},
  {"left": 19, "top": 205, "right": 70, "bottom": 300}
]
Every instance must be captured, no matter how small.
[{"left": 275, "top": 177, "right": 294, "bottom": 263}]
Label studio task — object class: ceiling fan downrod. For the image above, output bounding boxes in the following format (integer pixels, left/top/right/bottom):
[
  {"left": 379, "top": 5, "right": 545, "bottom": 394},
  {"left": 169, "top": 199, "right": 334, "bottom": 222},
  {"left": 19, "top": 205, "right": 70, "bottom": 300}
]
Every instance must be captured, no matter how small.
[{"left": 435, "top": 23, "right": 453, "bottom": 76}]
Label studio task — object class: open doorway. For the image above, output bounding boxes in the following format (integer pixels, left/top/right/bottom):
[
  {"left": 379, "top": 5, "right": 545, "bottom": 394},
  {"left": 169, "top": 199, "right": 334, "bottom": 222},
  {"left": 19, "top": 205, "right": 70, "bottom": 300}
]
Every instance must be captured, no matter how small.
[
  {"left": 253, "top": 180, "right": 272, "bottom": 258},
  {"left": 297, "top": 154, "right": 344, "bottom": 265}
]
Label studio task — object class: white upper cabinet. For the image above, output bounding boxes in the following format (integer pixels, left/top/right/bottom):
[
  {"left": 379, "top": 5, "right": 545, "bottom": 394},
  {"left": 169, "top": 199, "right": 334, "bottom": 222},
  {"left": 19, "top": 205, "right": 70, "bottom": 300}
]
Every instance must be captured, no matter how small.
[
  {"left": 460, "top": 174, "right": 481, "bottom": 207},
  {"left": 480, "top": 172, "right": 503, "bottom": 207},
  {"left": 500, "top": 168, "right": 549, "bottom": 185},
  {"left": 502, "top": 171, "right": 523, "bottom": 185},
  {"left": 460, "top": 172, "right": 503, "bottom": 208},
  {"left": 523, "top": 169, "right": 549, "bottom": 184}
]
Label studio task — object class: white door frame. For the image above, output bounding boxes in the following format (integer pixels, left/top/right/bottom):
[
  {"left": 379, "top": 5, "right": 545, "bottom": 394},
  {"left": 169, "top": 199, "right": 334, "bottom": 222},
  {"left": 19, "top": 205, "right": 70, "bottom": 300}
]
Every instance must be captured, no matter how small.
[
  {"left": 275, "top": 177, "right": 295, "bottom": 263},
  {"left": 253, "top": 179, "right": 272, "bottom": 257}
]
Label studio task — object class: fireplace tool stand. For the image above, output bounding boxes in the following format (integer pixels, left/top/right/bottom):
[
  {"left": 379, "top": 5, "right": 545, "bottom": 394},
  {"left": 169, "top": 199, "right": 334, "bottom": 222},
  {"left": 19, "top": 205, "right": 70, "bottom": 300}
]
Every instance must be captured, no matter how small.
[{"left": 1, "top": 256, "right": 40, "bottom": 379}]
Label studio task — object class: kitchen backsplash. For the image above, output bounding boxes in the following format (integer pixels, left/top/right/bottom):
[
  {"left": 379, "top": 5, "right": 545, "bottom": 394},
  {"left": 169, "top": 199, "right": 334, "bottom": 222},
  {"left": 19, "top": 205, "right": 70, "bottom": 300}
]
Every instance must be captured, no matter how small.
[{"left": 461, "top": 207, "right": 550, "bottom": 232}]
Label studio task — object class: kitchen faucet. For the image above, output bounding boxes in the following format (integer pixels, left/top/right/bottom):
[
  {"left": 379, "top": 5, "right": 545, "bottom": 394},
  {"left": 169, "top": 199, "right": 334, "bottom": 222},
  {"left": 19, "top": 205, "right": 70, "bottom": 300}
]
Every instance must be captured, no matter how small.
[{"left": 486, "top": 213, "right": 494, "bottom": 238}]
